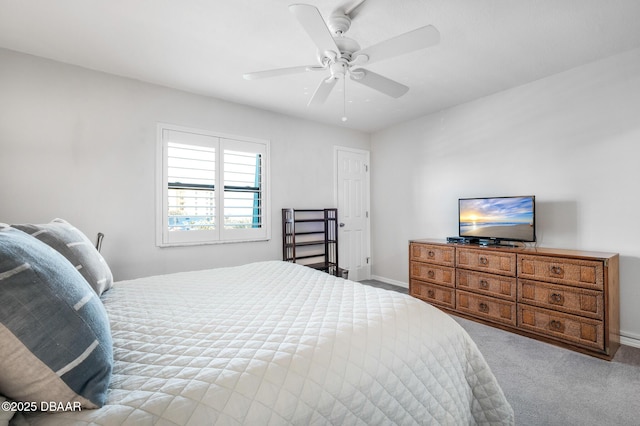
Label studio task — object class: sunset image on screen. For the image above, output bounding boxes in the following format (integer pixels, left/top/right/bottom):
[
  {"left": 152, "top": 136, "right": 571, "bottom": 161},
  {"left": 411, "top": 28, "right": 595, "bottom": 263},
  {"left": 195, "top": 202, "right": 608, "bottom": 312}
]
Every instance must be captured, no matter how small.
[{"left": 459, "top": 197, "right": 534, "bottom": 241}]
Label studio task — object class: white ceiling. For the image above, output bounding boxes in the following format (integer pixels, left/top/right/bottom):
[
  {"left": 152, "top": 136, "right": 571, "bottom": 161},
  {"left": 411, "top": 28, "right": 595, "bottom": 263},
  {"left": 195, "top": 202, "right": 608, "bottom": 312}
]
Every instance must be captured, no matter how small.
[{"left": 1, "top": 0, "right": 640, "bottom": 132}]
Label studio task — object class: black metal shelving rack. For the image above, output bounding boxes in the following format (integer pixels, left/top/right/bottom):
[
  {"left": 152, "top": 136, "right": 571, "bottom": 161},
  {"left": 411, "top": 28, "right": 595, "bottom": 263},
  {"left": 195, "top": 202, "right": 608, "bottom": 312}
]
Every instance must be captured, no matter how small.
[{"left": 282, "top": 208, "right": 344, "bottom": 277}]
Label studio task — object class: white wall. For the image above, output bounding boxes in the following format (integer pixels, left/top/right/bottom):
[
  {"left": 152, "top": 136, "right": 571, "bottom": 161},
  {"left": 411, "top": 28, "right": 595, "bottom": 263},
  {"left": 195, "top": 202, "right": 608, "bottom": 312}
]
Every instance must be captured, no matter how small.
[
  {"left": 0, "top": 48, "right": 369, "bottom": 280},
  {"left": 370, "top": 47, "right": 640, "bottom": 343},
  {"left": 3, "top": 45, "right": 639, "bottom": 342}
]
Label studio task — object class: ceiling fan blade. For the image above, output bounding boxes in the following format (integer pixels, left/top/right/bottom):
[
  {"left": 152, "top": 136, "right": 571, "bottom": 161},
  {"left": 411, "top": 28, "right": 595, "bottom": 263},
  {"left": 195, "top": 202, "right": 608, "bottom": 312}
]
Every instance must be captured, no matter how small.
[
  {"left": 289, "top": 4, "right": 340, "bottom": 58},
  {"left": 308, "top": 77, "right": 338, "bottom": 106},
  {"left": 350, "top": 69, "right": 409, "bottom": 98},
  {"left": 353, "top": 25, "right": 440, "bottom": 65},
  {"left": 243, "top": 65, "right": 324, "bottom": 80}
]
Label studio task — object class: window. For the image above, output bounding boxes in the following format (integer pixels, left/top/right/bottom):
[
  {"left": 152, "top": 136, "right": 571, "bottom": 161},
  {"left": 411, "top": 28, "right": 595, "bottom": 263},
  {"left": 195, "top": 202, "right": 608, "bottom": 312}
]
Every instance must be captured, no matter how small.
[{"left": 157, "top": 124, "right": 270, "bottom": 246}]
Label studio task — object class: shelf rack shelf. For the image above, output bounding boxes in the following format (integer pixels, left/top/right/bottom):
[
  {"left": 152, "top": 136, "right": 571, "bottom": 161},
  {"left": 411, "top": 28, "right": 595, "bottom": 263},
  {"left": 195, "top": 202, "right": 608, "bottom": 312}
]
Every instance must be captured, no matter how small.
[{"left": 282, "top": 208, "right": 344, "bottom": 277}]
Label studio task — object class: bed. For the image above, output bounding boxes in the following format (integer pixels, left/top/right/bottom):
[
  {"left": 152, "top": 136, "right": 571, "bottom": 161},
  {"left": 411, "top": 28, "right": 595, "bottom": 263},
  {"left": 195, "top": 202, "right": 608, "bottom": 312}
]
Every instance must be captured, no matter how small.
[{"left": 1, "top": 222, "right": 514, "bottom": 425}]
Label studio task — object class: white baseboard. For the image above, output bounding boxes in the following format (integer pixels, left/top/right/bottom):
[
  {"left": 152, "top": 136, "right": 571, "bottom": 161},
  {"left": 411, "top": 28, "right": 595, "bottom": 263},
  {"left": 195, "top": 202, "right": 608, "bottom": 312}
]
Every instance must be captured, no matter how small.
[
  {"left": 620, "top": 332, "right": 640, "bottom": 349},
  {"left": 371, "top": 275, "right": 640, "bottom": 350},
  {"left": 370, "top": 275, "right": 408, "bottom": 289}
]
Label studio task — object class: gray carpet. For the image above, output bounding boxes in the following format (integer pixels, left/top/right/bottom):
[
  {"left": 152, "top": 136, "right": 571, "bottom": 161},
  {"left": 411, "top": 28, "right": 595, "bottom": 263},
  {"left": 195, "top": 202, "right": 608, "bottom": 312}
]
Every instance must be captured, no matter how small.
[{"left": 360, "top": 280, "right": 640, "bottom": 425}]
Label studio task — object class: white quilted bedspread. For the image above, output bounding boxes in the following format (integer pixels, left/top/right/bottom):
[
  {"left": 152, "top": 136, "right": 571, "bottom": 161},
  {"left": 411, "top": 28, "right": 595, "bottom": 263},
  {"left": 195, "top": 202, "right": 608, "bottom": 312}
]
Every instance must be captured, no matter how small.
[{"left": 14, "top": 261, "right": 513, "bottom": 425}]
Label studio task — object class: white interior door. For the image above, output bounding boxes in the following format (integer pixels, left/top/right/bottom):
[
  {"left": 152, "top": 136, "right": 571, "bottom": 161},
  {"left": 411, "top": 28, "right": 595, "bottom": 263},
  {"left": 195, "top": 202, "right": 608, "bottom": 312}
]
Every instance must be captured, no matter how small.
[{"left": 335, "top": 147, "right": 370, "bottom": 281}]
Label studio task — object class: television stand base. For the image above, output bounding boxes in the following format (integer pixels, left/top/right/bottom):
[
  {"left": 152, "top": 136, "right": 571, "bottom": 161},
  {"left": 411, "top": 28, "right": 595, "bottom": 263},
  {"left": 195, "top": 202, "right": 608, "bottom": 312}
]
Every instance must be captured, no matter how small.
[{"left": 478, "top": 239, "right": 517, "bottom": 248}]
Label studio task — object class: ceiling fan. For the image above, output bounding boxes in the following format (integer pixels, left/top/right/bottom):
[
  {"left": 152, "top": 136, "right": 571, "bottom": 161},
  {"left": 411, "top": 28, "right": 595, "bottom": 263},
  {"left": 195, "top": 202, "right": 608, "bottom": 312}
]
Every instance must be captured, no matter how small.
[{"left": 243, "top": 1, "right": 440, "bottom": 108}]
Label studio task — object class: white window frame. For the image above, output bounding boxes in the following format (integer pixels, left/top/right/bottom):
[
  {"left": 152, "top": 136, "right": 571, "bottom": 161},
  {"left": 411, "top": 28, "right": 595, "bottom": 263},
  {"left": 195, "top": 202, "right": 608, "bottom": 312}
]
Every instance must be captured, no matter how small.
[{"left": 156, "top": 123, "right": 270, "bottom": 247}]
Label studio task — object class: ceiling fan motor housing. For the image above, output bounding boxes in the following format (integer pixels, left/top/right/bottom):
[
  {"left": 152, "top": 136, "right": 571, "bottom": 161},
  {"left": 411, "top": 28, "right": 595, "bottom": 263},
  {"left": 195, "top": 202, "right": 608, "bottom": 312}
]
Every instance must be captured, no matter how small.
[
  {"left": 317, "top": 36, "right": 360, "bottom": 66},
  {"left": 333, "top": 37, "right": 360, "bottom": 59}
]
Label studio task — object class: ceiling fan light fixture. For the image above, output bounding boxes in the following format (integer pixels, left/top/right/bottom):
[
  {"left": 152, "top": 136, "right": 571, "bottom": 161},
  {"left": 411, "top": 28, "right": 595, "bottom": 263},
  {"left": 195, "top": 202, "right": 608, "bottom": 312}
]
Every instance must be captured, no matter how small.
[
  {"left": 329, "top": 61, "right": 348, "bottom": 78},
  {"left": 318, "top": 50, "right": 338, "bottom": 65}
]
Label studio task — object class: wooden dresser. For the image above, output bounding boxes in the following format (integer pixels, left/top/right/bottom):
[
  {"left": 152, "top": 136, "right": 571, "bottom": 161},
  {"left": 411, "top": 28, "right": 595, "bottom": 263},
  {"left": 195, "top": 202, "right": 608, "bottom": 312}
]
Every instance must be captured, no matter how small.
[{"left": 409, "top": 239, "right": 620, "bottom": 360}]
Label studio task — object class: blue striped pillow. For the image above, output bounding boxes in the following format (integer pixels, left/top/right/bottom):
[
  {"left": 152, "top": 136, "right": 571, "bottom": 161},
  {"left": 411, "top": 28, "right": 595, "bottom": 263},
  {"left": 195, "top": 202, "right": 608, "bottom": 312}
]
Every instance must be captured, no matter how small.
[
  {"left": 0, "top": 225, "right": 112, "bottom": 409},
  {"left": 12, "top": 219, "right": 113, "bottom": 296}
]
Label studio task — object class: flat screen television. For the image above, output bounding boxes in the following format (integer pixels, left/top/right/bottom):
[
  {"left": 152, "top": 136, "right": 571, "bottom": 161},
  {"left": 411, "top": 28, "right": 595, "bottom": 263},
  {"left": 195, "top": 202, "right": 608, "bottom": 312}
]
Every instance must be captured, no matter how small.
[{"left": 459, "top": 195, "right": 536, "bottom": 243}]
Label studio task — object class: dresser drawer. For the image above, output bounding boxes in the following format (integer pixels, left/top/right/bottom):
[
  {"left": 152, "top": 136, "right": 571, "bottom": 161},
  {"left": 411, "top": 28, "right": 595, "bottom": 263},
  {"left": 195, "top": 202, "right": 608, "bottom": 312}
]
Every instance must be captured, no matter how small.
[
  {"left": 456, "top": 269, "right": 516, "bottom": 301},
  {"left": 410, "top": 280, "right": 455, "bottom": 309},
  {"left": 456, "top": 290, "right": 516, "bottom": 326},
  {"left": 518, "top": 305, "right": 604, "bottom": 351},
  {"left": 518, "top": 279, "right": 604, "bottom": 320},
  {"left": 410, "top": 243, "right": 455, "bottom": 267},
  {"left": 518, "top": 255, "right": 604, "bottom": 290},
  {"left": 456, "top": 248, "right": 517, "bottom": 276},
  {"left": 410, "top": 262, "right": 455, "bottom": 287}
]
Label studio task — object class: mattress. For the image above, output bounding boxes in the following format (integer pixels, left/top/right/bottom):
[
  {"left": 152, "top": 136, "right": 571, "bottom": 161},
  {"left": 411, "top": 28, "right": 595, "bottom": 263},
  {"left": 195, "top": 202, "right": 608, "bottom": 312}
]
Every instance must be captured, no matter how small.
[{"left": 12, "top": 261, "right": 514, "bottom": 425}]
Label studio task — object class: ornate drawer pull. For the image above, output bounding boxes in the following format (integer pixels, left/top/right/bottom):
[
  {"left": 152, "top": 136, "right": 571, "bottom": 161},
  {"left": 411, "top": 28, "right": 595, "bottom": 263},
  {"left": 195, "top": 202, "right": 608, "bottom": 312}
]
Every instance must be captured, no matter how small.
[
  {"left": 427, "top": 270, "right": 435, "bottom": 278},
  {"left": 549, "top": 320, "right": 564, "bottom": 332},
  {"left": 427, "top": 250, "right": 435, "bottom": 258},
  {"left": 550, "top": 265, "right": 564, "bottom": 275},
  {"left": 549, "top": 293, "right": 564, "bottom": 305},
  {"left": 478, "top": 302, "right": 489, "bottom": 313},
  {"left": 479, "top": 256, "right": 488, "bottom": 265},
  {"left": 479, "top": 279, "right": 489, "bottom": 289},
  {"left": 427, "top": 289, "right": 435, "bottom": 298}
]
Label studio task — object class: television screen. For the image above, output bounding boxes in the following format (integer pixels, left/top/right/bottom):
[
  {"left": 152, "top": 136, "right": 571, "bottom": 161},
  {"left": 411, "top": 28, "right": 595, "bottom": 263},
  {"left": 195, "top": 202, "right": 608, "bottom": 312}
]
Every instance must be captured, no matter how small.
[{"left": 459, "top": 196, "right": 536, "bottom": 242}]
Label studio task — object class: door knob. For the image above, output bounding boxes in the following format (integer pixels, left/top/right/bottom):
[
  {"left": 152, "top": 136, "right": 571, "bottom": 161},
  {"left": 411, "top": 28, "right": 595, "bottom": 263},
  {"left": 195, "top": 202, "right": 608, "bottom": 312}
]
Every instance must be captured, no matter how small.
[{"left": 339, "top": 223, "right": 345, "bottom": 227}]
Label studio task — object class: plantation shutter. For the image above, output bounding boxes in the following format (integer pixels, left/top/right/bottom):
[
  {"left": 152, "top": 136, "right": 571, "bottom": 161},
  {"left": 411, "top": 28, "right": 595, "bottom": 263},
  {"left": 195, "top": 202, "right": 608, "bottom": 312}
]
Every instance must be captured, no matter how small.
[
  {"left": 220, "top": 138, "right": 267, "bottom": 240},
  {"left": 158, "top": 125, "right": 270, "bottom": 246},
  {"left": 162, "top": 129, "right": 219, "bottom": 245}
]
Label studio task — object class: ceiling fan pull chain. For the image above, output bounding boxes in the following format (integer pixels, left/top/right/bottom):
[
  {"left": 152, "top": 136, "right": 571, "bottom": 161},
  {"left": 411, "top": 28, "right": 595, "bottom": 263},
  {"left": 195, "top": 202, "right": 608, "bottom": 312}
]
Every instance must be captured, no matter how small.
[{"left": 342, "top": 77, "right": 348, "bottom": 122}]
